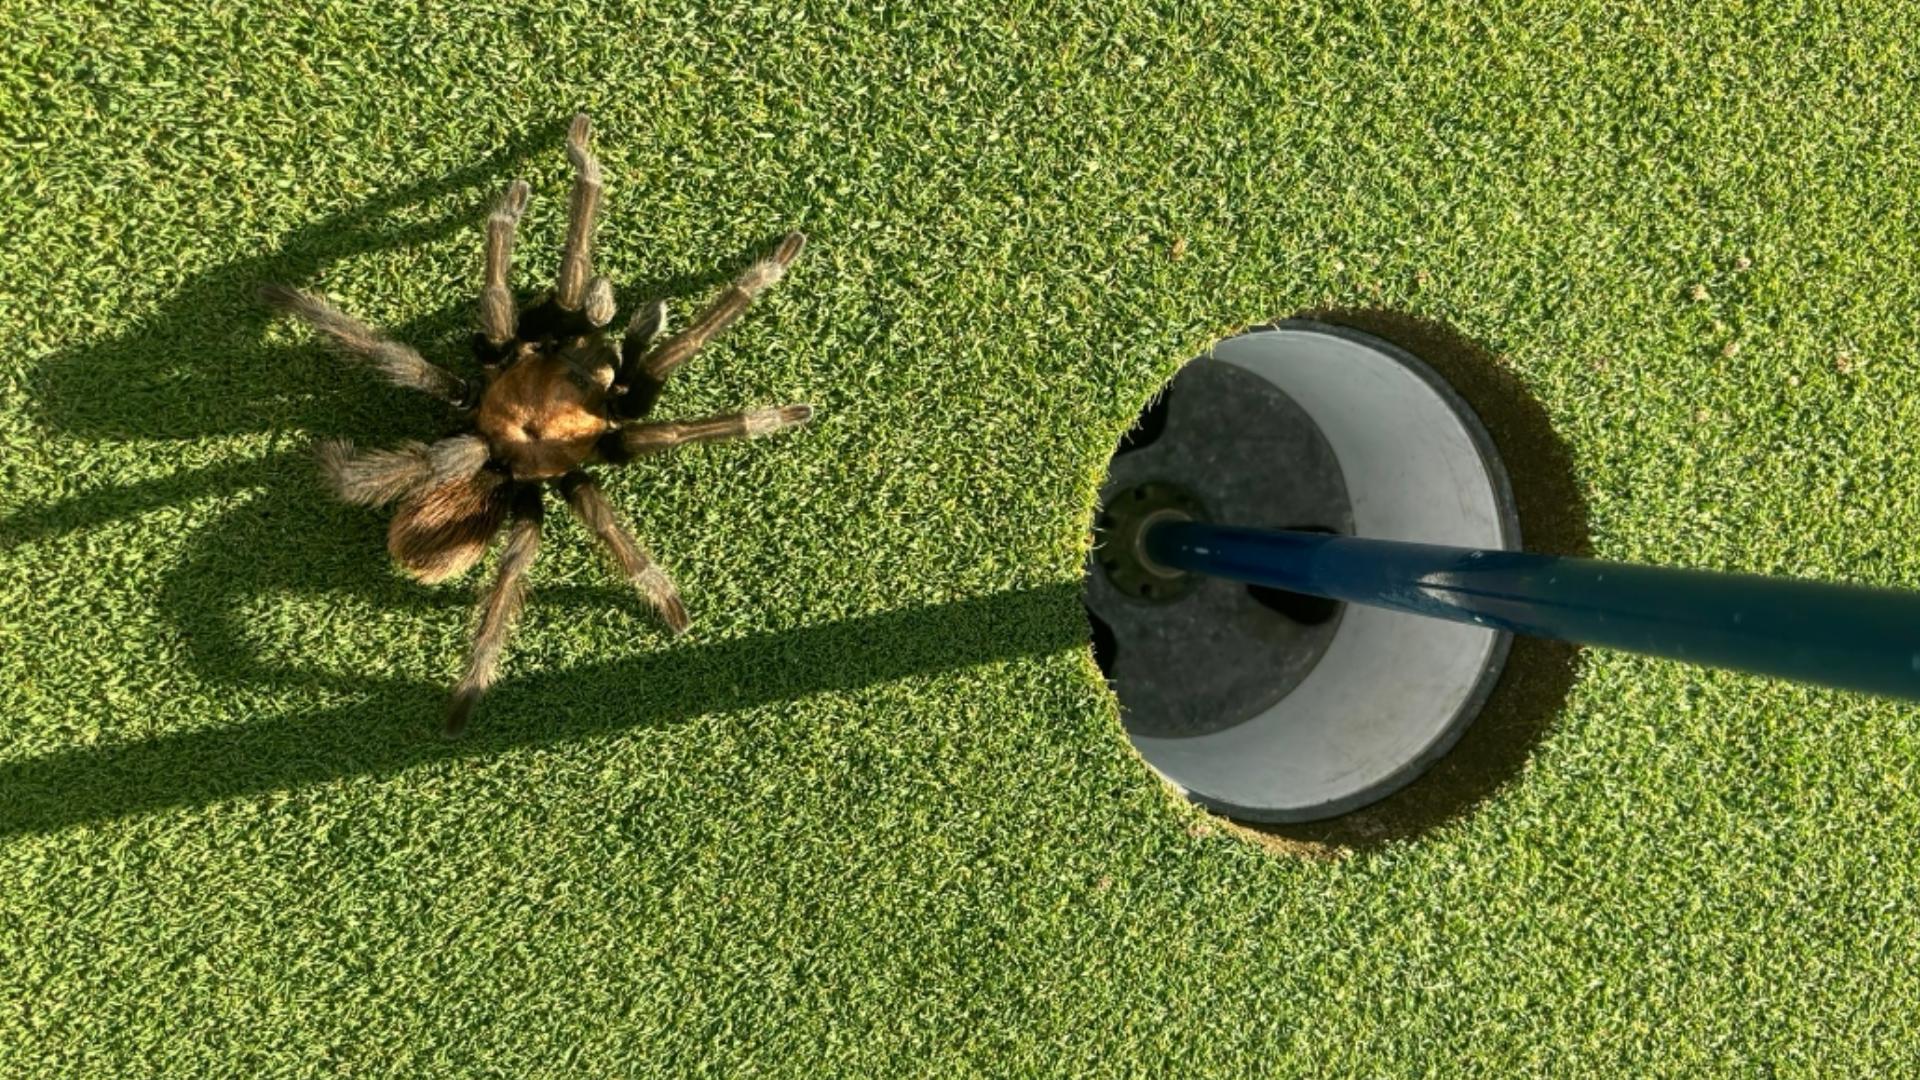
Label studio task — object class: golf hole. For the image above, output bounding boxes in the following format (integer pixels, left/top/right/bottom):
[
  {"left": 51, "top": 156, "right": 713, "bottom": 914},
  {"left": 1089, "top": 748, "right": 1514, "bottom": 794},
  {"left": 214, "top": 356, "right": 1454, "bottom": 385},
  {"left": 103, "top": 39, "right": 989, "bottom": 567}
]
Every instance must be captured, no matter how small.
[{"left": 1085, "top": 319, "right": 1522, "bottom": 826}]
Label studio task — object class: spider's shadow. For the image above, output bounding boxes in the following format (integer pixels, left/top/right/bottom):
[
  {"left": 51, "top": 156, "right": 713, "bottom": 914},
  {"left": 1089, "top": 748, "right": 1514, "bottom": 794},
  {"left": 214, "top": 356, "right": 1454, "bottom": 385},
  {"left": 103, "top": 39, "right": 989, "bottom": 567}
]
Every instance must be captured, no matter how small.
[
  {"left": 14, "top": 107, "right": 799, "bottom": 578},
  {"left": 21, "top": 119, "right": 770, "bottom": 541},
  {"left": 9, "top": 123, "right": 572, "bottom": 732},
  {"left": 1, "top": 127, "right": 1091, "bottom": 839},
  {"left": 14, "top": 126, "right": 548, "bottom": 550}
]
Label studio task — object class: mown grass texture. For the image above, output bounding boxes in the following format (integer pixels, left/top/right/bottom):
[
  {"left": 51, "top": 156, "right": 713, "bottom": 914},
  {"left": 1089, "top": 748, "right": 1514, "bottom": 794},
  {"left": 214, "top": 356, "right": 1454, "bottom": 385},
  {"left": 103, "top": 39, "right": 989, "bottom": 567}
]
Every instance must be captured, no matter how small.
[{"left": 3, "top": 1, "right": 1919, "bottom": 1074}]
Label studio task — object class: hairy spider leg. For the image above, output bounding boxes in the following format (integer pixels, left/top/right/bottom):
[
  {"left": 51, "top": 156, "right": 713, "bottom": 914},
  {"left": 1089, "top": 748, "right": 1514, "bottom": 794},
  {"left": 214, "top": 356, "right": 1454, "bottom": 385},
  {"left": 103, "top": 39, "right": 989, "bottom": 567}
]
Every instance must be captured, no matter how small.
[
  {"left": 614, "top": 231, "right": 806, "bottom": 419},
  {"left": 317, "top": 434, "right": 492, "bottom": 507},
  {"left": 479, "top": 179, "right": 531, "bottom": 354},
  {"left": 260, "top": 284, "right": 473, "bottom": 405},
  {"left": 601, "top": 405, "right": 814, "bottom": 464},
  {"left": 559, "top": 471, "right": 690, "bottom": 635},
  {"left": 445, "top": 484, "right": 545, "bottom": 736},
  {"left": 554, "top": 113, "right": 609, "bottom": 315}
]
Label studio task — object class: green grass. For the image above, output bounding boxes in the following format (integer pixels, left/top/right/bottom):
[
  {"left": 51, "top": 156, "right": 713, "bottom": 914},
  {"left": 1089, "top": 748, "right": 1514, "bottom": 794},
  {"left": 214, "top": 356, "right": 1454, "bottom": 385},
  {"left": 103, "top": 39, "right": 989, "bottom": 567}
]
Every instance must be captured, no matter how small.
[{"left": 5, "top": 0, "right": 1920, "bottom": 1073}]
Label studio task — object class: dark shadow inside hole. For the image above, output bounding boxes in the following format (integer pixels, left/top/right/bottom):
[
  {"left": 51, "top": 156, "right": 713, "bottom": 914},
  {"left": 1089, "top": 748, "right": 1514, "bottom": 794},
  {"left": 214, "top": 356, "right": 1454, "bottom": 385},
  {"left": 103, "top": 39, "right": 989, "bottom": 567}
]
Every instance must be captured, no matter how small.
[
  {"left": 1245, "top": 526, "right": 1342, "bottom": 625},
  {"left": 1087, "top": 606, "right": 1118, "bottom": 677},
  {"left": 1246, "top": 583, "right": 1342, "bottom": 626},
  {"left": 1114, "top": 388, "right": 1172, "bottom": 456}
]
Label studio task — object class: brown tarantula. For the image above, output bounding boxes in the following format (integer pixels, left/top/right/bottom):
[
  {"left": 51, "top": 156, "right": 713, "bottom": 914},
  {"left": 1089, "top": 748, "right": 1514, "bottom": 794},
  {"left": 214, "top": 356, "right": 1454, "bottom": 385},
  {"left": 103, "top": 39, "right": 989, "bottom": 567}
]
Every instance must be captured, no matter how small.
[{"left": 261, "top": 115, "right": 812, "bottom": 736}]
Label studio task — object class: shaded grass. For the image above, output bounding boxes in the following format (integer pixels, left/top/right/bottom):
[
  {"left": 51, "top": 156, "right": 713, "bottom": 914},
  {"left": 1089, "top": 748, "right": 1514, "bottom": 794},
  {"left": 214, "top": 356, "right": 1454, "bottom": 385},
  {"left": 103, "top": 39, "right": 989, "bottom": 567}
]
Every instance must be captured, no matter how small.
[{"left": 5, "top": 0, "right": 1920, "bottom": 1074}]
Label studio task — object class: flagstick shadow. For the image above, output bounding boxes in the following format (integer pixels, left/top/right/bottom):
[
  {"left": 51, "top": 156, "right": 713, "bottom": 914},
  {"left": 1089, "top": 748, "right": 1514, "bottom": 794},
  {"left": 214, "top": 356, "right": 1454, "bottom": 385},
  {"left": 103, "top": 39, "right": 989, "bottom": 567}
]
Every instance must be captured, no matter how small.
[{"left": 0, "top": 581, "right": 1085, "bottom": 838}]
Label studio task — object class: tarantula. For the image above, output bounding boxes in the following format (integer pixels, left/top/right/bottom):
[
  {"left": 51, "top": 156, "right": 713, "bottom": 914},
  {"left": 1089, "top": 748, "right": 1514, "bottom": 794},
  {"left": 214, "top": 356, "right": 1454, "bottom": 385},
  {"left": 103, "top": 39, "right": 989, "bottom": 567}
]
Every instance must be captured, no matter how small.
[{"left": 261, "top": 114, "right": 812, "bottom": 736}]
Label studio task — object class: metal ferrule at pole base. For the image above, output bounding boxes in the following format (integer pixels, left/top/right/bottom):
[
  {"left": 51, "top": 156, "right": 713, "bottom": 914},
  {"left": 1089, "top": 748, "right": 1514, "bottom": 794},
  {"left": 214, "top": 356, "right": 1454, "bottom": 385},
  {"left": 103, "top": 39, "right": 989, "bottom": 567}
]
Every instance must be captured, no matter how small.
[{"left": 1142, "top": 519, "right": 1920, "bottom": 702}]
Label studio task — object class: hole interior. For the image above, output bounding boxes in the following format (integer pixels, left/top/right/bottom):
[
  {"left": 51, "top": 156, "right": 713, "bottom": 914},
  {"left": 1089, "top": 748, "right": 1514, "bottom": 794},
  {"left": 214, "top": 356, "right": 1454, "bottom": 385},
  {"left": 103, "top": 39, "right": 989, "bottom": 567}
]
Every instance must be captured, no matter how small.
[
  {"left": 1245, "top": 525, "right": 1343, "bottom": 626},
  {"left": 1246, "top": 584, "right": 1341, "bottom": 626},
  {"left": 1086, "top": 606, "right": 1118, "bottom": 676},
  {"left": 1093, "top": 322, "right": 1516, "bottom": 826}
]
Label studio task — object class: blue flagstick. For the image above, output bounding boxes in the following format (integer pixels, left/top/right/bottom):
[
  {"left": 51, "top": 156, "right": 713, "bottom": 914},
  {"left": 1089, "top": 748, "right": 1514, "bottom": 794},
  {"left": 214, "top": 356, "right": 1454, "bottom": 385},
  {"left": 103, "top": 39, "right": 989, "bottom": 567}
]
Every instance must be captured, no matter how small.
[{"left": 1142, "top": 520, "right": 1920, "bottom": 702}]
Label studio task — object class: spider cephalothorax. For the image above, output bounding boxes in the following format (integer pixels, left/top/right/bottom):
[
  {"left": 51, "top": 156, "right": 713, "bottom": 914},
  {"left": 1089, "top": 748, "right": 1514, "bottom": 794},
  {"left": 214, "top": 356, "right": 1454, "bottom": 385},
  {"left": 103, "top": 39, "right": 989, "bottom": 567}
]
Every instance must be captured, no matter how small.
[{"left": 262, "top": 114, "right": 812, "bottom": 735}]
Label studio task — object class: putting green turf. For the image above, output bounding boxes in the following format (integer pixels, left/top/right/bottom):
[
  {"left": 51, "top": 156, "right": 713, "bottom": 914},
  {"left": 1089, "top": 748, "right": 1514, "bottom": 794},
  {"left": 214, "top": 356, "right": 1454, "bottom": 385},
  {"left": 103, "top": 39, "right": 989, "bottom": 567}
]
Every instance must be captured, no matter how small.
[{"left": 5, "top": 0, "right": 1920, "bottom": 1072}]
